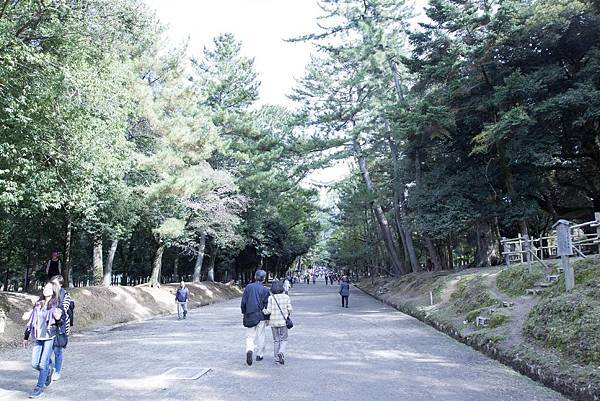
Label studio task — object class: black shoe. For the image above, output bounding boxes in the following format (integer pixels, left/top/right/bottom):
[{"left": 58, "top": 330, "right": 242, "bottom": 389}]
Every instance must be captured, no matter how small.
[
  {"left": 277, "top": 352, "right": 285, "bottom": 365},
  {"left": 256, "top": 355, "right": 263, "bottom": 362},
  {"left": 45, "top": 363, "right": 53, "bottom": 387},
  {"left": 246, "top": 351, "right": 253, "bottom": 366},
  {"left": 29, "top": 387, "right": 43, "bottom": 399}
]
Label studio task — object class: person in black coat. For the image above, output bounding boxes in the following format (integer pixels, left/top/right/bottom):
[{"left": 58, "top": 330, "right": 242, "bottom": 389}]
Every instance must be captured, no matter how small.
[
  {"left": 339, "top": 277, "right": 350, "bottom": 308},
  {"left": 241, "top": 269, "right": 270, "bottom": 366}
]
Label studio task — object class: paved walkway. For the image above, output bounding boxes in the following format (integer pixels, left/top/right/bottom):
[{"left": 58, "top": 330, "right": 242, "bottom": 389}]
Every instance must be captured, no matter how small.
[{"left": 0, "top": 281, "right": 567, "bottom": 401}]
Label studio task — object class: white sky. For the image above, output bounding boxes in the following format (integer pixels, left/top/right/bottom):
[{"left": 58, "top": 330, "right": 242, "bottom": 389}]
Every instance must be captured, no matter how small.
[
  {"left": 143, "top": 0, "right": 427, "bottom": 200},
  {"left": 144, "top": 0, "right": 322, "bottom": 106}
]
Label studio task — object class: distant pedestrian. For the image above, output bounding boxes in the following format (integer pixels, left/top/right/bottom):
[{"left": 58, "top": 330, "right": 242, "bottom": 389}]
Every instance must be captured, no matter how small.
[
  {"left": 339, "top": 277, "right": 350, "bottom": 308},
  {"left": 325, "top": 275, "right": 329, "bottom": 285},
  {"left": 176, "top": 281, "right": 189, "bottom": 320},
  {"left": 283, "top": 277, "right": 291, "bottom": 294},
  {"left": 264, "top": 280, "right": 293, "bottom": 365},
  {"left": 48, "top": 275, "right": 72, "bottom": 382},
  {"left": 45, "top": 252, "right": 61, "bottom": 281},
  {"left": 241, "top": 270, "right": 269, "bottom": 366},
  {"left": 312, "top": 275, "right": 316, "bottom": 285},
  {"left": 23, "top": 282, "right": 63, "bottom": 399}
]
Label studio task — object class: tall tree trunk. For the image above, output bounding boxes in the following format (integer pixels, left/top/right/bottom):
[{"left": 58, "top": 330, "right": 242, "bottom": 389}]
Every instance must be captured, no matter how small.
[
  {"left": 192, "top": 231, "right": 207, "bottom": 282},
  {"left": 173, "top": 255, "right": 179, "bottom": 282},
  {"left": 149, "top": 243, "right": 165, "bottom": 287},
  {"left": 353, "top": 137, "right": 407, "bottom": 276},
  {"left": 93, "top": 235, "right": 103, "bottom": 285},
  {"left": 64, "top": 217, "right": 73, "bottom": 288},
  {"left": 207, "top": 247, "right": 216, "bottom": 282},
  {"left": 413, "top": 148, "right": 444, "bottom": 271},
  {"left": 388, "top": 135, "right": 419, "bottom": 273},
  {"left": 497, "top": 143, "right": 529, "bottom": 236},
  {"left": 475, "top": 219, "right": 500, "bottom": 267},
  {"left": 103, "top": 239, "right": 118, "bottom": 286}
]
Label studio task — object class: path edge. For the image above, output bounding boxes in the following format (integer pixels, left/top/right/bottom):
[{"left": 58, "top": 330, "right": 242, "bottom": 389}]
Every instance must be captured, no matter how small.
[{"left": 354, "top": 284, "right": 597, "bottom": 401}]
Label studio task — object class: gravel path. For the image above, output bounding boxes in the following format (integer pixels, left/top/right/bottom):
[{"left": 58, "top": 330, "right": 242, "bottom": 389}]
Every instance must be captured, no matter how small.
[{"left": 0, "top": 280, "right": 567, "bottom": 401}]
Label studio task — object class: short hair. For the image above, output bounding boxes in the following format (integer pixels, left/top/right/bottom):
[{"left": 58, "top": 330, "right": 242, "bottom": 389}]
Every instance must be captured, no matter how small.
[
  {"left": 270, "top": 279, "right": 284, "bottom": 294},
  {"left": 49, "top": 275, "right": 64, "bottom": 286}
]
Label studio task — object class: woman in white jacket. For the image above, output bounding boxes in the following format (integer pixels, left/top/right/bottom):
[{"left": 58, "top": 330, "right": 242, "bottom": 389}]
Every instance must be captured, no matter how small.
[{"left": 264, "top": 280, "right": 292, "bottom": 365}]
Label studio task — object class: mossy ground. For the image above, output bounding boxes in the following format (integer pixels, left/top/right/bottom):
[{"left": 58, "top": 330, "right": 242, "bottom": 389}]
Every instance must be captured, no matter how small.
[
  {"left": 524, "top": 256, "right": 600, "bottom": 364},
  {"left": 496, "top": 264, "right": 546, "bottom": 296}
]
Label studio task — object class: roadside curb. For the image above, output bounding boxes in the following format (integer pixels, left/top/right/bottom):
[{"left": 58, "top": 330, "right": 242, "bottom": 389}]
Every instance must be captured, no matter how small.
[{"left": 354, "top": 283, "right": 599, "bottom": 401}]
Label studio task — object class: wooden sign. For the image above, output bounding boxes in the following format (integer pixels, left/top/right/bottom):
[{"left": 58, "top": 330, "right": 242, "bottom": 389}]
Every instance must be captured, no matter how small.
[{"left": 553, "top": 220, "right": 573, "bottom": 256}]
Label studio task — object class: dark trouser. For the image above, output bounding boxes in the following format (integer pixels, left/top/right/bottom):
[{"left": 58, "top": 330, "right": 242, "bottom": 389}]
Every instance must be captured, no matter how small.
[{"left": 341, "top": 296, "right": 348, "bottom": 308}]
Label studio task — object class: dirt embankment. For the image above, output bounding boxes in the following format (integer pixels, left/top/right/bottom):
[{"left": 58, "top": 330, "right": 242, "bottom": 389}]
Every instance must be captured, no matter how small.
[
  {"left": 356, "top": 256, "right": 600, "bottom": 401},
  {"left": 0, "top": 282, "right": 241, "bottom": 348}
]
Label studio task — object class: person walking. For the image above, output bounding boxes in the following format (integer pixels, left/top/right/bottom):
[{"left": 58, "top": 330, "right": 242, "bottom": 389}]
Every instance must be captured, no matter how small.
[
  {"left": 339, "top": 277, "right": 350, "bottom": 308},
  {"left": 175, "top": 281, "right": 189, "bottom": 320},
  {"left": 45, "top": 252, "right": 61, "bottom": 281},
  {"left": 312, "top": 274, "right": 316, "bottom": 285},
  {"left": 23, "top": 282, "right": 63, "bottom": 399},
  {"left": 283, "top": 277, "right": 291, "bottom": 294},
  {"left": 48, "top": 275, "right": 72, "bottom": 382},
  {"left": 264, "top": 279, "right": 292, "bottom": 365},
  {"left": 241, "top": 270, "right": 269, "bottom": 366}
]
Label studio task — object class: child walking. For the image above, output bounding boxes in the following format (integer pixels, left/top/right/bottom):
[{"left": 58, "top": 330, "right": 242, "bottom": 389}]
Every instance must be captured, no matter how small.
[
  {"left": 264, "top": 280, "right": 292, "bottom": 365},
  {"left": 23, "top": 282, "right": 64, "bottom": 399}
]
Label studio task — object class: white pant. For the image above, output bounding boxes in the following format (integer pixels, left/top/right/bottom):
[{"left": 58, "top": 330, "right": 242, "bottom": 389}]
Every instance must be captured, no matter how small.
[{"left": 245, "top": 320, "right": 267, "bottom": 356}]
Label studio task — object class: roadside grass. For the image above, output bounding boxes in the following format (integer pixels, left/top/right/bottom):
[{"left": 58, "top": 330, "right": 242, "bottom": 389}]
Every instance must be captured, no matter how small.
[
  {"left": 496, "top": 264, "right": 545, "bottom": 296},
  {"left": 524, "top": 256, "right": 600, "bottom": 365}
]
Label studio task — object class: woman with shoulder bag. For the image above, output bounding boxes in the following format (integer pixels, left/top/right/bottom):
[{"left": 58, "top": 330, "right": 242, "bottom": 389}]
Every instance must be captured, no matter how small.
[
  {"left": 23, "top": 281, "right": 63, "bottom": 399},
  {"left": 264, "top": 280, "right": 293, "bottom": 365}
]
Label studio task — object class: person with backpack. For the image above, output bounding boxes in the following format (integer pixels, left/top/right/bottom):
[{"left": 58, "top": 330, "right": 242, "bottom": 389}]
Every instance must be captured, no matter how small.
[
  {"left": 175, "top": 280, "right": 189, "bottom": 320},
  {"left": 48, "top": 275, "right": 72, "bottom": 382},
  {"left": 339, "top": 276, "right": 350, "bottom": 308},
  {"left": 264, "top": 279, "right": 293, "bottom": 365},
  {"left": 23, "top": 281, "right": 64, "bottom": 399},
  {"left": 240, "top": 269, "right": 269, "bottom": 366}
]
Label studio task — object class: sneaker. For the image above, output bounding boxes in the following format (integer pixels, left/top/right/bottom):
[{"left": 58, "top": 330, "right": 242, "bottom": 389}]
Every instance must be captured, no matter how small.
[
  {"left": 29, "top": 387, "right": 43, "bottom": 399},
  {"left": 53, "top": 372, "right": 61, "bottom": 381},
  {"left": 256, "top": 355, "right": 263, "bottom": 362},
  {"left": 45, "top": 363, "right": 53, "bottom": 387},
  {"left": 277, "top": 352, "right": 285, "bottom": 365},
  {"left": 246, "top": 350, "right": 253, "bottom": 366}
]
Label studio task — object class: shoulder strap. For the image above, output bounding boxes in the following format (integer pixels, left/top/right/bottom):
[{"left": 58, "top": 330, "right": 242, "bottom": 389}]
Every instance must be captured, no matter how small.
[{"left": 272, "top": 295, "right": 287, "bottom": 320}]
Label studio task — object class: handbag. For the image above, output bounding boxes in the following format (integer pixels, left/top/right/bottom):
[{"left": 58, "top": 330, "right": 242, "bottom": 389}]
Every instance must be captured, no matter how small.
[
  {"left": 54, "top": 332, "right": 68, "bottom": 348},
  {"left": 272, "top": 295, "right": 293, "bottom": 330}
]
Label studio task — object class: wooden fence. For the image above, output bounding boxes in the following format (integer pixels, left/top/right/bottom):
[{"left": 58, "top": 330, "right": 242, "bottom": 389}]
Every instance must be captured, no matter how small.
[{"left": 501, "top": 212, "right": 600, "bottom": 290}]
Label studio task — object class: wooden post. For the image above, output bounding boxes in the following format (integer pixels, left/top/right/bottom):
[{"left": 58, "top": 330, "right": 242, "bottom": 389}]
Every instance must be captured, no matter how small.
[
  {"left": 517, "top": 233, "right": 524, "bottom": 263},
  {"left": 524, "top": 234, "right": 532, "bottom": 273},
  {"left": 554, "top": 219, "right": 574, "bottom": 291},
  {"left": 595, "top": 212, "right": 600, "bottom": 255},
  {"left": 502, "top": 237, "right": 510, "bottom": 266}
]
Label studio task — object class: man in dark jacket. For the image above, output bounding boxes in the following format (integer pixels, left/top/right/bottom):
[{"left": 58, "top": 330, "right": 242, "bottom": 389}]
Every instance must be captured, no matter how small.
[{"left": 241, "top": 269, "right": 269, "bottom": 366}]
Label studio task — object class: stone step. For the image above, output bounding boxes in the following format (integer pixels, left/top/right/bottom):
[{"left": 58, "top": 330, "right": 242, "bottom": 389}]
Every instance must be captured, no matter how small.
[
  {"left": 547, "top": 275, "right": 560, "bottom": 282},
  {"left": 536, "top": 282, "right": 552, "bottom": 288},
  {"left": 557, "top": 267, "right": 564, "bottom": 273},
  {"left": 501, "top": 301, "right": 514, "bottom": 308},
  {"left": 526, "top": 288, "right": 544, "bottom": 295},
  {"left": 475, "top": 316, "right": 489, "bottom": 327}
]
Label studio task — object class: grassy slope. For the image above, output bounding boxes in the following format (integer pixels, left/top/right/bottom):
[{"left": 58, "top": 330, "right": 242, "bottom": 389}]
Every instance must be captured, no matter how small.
[
  {"left": 0, "top": 282, "right": 241, "bottom": 348},
  {"left": 357, "top": 255, "right": 600, "bottom": 400}
]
